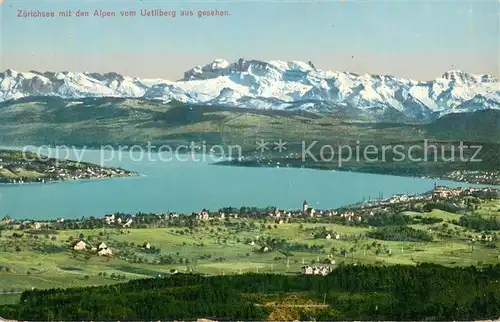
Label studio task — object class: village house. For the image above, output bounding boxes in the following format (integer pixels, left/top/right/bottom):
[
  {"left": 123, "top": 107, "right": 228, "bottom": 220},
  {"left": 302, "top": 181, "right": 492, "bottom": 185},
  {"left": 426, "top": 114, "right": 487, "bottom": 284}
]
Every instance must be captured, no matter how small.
[
  {"left": 340, "top": 211, "right": 361, "bottom": 221},
  {"left": 98, "top": 248, "right": 113, "bottom": 256},
  {"left": 326, "top": 211, "right": 336, "bottom": 217},
  {"left": 143, "top": 242, "right": 151, "bottom": 249},
  {"left": 389, "top": 194, "right": 410, "bottom": 203},
  {"left": 163, "top": 213, "right": 179, "bottom": 219},
  {"left": 476, "top": 235, "right": 493, "bottom": 242},
  {"left": 324, "top": 258, "right": 336, "bottom": 265},
  {"left": 260, "top": 246, "right": 270, "bottom": 252},
  {"left": 1, "top": 216, "right": 12, "bottom": 224},
  {"left": 56, "top": 217, "right": 64, "bottom": 223},
  {"left": 268, "top": 209, "right": 281, "bottom": 218},
  {"left": 433, "top": 185, "right": 462, "bottom": 199},
  {"left": 104, "top": 214, "right": 115, "bottom": 225},
  {"left": 198, "top": 209, "right": 209, "bottom": 220},
  {"left": 96, "top": 242, "right": 112, "bottom": 256},
  {"left": 73, "top": 240, "right": 87, "bottom": 251},
  {"left": 300, "top": 265, "right": 332, "bottom": 276},
  {"left": 470, "top": 188, "right": 500, "bottom": 199},
  {"left": 307, "top": 208, "right": 316, "bottom": 217},
  {"left": 123, "top": 218, "right": 133, "bottom": 228}
]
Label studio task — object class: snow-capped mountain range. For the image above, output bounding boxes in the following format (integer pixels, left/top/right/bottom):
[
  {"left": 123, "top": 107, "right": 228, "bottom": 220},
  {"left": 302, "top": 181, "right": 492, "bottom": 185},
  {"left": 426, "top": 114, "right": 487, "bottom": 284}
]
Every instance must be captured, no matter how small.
[{"left": 1, "top": 58, "right": 498, "bottom": 121}]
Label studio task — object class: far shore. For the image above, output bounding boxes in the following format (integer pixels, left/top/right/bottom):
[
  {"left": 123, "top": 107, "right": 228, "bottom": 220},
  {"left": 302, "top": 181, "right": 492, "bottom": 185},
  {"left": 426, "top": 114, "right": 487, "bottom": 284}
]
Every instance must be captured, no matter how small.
[
  {"left": 214, "top": 159, "right": 500, "bottom": 186},
  {"left": 0, "top": 172, "right": 140, "bottom": 186}
]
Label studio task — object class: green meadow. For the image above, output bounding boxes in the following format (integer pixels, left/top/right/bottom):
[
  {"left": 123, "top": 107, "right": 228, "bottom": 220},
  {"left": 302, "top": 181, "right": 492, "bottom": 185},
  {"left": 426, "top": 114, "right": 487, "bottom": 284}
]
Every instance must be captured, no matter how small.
[{"left": 1, "top": 197, "right": 499, "bottom": 306}]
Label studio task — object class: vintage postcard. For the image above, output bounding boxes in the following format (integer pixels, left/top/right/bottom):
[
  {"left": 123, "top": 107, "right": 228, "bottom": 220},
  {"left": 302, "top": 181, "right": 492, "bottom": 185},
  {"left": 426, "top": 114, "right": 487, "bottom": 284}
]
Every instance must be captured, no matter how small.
[{"left": 0, "top": 0, "right": 499, "bottom": 321}]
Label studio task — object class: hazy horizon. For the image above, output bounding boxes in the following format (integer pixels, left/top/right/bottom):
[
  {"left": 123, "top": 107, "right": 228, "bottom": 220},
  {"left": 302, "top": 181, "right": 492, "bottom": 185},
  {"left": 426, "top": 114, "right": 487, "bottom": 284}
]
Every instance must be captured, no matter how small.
[{"left": 1, "top": 0, "right": 499, "bottom": 81}]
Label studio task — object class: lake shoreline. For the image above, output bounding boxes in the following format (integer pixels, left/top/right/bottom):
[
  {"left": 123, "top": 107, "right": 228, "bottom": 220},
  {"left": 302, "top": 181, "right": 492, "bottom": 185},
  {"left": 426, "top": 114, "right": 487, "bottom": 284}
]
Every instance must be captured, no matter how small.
[
  {"left": 0, "top": 172, "right": 140, "bottom": 186},
  {"left": 213, "top": 159, "right": 500, "bottom": 186},
  {"left": 0, "top": 148, "right": 138, "bottom": 185}
]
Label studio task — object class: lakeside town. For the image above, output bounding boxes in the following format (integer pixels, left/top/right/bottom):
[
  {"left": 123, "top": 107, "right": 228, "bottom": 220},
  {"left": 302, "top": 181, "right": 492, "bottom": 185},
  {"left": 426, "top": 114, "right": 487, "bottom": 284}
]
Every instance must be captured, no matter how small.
[
  {"left": 2, "top": 185, "right": 500, "bottom": 224},
  {"left": 0, "top": 149, "right": 137, "bottom": 184},
  {"left": 4, "top": 185, "right": 499, "bottom": 231},
  {"left": 437, "top": 170, "right": 500, "bottom": 186}
]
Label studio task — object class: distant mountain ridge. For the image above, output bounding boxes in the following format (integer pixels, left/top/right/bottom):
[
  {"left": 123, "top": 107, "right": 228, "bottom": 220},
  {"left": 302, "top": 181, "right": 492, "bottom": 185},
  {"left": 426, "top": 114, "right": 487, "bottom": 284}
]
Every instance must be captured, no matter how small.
[
  {"left": 426, "top": 109, "right": 500, "bottom": 142},
  {"left": 1, "top": 58, "right": 498, "bottom": 121}
]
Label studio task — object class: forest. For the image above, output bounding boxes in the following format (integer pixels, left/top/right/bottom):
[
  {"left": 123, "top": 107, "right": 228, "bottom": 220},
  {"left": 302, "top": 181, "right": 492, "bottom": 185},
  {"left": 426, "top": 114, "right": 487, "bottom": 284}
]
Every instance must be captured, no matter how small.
[{"left": 1, "top": 263, "right": 499, "bottom": 321}]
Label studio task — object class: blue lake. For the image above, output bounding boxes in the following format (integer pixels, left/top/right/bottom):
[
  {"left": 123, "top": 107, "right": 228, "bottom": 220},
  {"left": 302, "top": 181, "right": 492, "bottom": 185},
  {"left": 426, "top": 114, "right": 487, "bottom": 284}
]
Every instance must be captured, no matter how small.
[{"left": 0, "top": 147, "right": 492, "bottom": 220}]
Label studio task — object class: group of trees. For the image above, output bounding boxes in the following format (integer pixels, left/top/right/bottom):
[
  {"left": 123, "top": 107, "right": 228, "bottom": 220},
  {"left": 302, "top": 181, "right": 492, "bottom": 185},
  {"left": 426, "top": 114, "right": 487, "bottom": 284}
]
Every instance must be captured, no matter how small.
[
  {"left": 423, "top": 201, "right": 468, "bottom": 214},
  {"left": 256, "top": 236, "right": 325, "bottom": 254},
  {"left": 1, "top": 264, "right": 499, "bottom": 320},
  {"left": 363, "top": 212, "right": 442, "bottom": 227},
  {"left": 97, "top": 272, "right": 127, "bottom": 280},
  {"left": 367, "top": 226, "right": 433, "bottom": 242},
  {"left": 455, "top": 214, "right": 500, "bottom": 231}
]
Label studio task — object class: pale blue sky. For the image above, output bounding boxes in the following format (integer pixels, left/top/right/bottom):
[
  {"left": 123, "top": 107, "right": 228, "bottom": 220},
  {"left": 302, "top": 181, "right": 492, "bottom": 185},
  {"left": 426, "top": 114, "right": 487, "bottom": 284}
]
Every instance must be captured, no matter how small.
[{"left": 1, "top": 0, "right": 499, "bottom": 80}]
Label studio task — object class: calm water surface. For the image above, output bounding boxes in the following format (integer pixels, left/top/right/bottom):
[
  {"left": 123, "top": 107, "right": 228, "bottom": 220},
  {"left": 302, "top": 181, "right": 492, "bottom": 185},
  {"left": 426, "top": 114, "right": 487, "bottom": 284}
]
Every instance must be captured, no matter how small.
[{"left": 0, "top": 147, "right": 491, "bottom": 220}]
